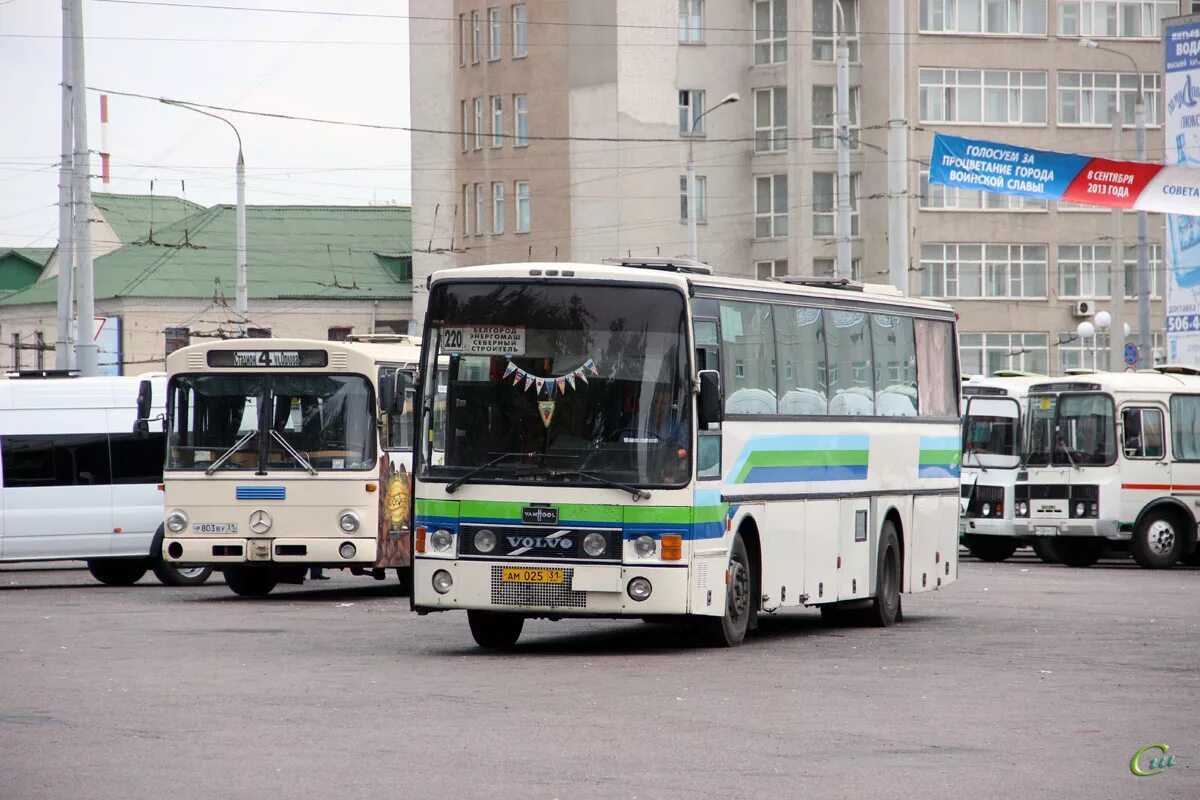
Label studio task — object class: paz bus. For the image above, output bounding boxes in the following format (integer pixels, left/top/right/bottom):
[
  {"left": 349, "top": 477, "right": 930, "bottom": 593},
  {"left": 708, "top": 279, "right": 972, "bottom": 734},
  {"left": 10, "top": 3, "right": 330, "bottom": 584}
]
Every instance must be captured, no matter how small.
[
  {"left": 959, "top": 372, "right": 1055, "bottom": 563},
  {"left": 411, "top": 260, "right": 962, "bottom": 648},
  {"left": 151, "top": 336, "right": 420, "bottom": 596},
  {"left": 1013, "top": 368, "right": 1200, "bottom": 568}
]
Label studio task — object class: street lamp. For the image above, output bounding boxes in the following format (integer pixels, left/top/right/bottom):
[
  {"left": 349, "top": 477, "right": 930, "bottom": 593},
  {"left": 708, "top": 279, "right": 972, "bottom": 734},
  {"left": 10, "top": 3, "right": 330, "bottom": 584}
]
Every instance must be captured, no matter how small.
[
  {"left": 162, "top": 100, "right": 248, "bottom": 335},
  {"left": 1080, "top": 38, "right": 1150, "bottom": 370},
  {"left": 686, "top": 91, "right": 739, "bottom": 262},
  {"left": 1076, "top": 320, "right": 1096, "bottom": 370}
]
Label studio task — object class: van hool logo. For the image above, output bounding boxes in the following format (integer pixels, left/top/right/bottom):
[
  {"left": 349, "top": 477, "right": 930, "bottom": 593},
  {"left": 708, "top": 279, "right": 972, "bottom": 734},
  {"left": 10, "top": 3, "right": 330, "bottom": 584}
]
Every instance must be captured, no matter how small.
[
  {"left": 1131, "top": 743, "right": 1177, "bottom": 777},
  {"left": 522, "top": 506, "right": 559, "bottom": 525}
]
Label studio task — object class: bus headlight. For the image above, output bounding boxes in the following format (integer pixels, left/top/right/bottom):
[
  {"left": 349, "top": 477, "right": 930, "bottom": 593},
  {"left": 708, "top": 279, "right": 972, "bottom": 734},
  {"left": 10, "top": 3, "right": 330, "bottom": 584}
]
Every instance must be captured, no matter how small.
[
  {"left": 338, "top": 511, "right": 360, "bottom": 532},
  {"left": 432, "top": 569, "right": 454, "bottom": 594},
  {"left": 430, "top": 529, "right": 454, "bottom": 552},
  {"left": 166, "top": 511, "right": 188, "bottom": 533},
  {"left": 339, "top": 542, "right": 357, "bottom": 559},
  {"left": 1075, "top": 502, "right": 1086, "bottom": 518},
  {"left": 981, "top": 503, "right": 991, "bottom": 517},
  {"left": 582, "top": 532, "right": 607, "bottom": 557},
  {"left": 627, "top": 577, "right": 653, "bottom": 601},
  {"left": 1016, "top": 501, "right": 1029, "bottom": 518},
  {"left": 474, "top": 529, "right": 497, "bottom": 553},
  {"left": 633, "top": 535, "right": 656, "bottom": 558}
]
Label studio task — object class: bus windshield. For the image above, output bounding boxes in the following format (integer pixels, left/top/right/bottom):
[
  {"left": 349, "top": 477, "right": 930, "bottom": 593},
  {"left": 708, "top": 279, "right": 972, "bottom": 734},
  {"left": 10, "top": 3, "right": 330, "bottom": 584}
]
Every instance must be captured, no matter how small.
[
  {"left": 167, "top": 374, "right": 376, "bottom": 472},
  {"left": 1023, "top": 392, "right": 1115, "bottom": 467},
  {"left": 963, "top": 414, "right": 1017, "bottom": 458},
  {"left": 420, "top": 281, "right": 691, "bottom": 488}
]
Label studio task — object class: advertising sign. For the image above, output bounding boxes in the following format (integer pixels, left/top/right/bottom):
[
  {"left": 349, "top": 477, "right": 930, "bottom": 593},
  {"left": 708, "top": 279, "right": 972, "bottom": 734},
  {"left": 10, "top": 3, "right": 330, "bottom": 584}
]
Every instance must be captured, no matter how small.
[{"left": 1165, "top": 17, "right": 1200, "bottom": 364}]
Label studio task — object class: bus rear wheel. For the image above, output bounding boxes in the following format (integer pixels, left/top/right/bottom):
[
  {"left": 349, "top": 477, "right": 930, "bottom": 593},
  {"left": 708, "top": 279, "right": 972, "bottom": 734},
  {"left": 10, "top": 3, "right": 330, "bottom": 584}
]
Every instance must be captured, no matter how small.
[
  {"left": 1132, "top": 510, "right": 1185, "bottom": 569},
  {"left": 222, "top": 566, "right": 278, "bottom": 597},
  {"left": 860, "top": 521, "right": 902, "bottom": 627},
  {"left": 467, "top": 610, "right": 524, "bottom": 649},
  {"left": 87, "top": 558, "right": 149, "bottom": 586},
  {"left": 1050, "top": 539, "right": 1103, "bottom": 568},
  {"left": 698, "top": 532, "right": 752, "bottom": 647},
  {"left": 964, "top": 534, "right": 1018, "bottom": 563},
  {"left": 152, "top": 561, "right": 213, "bottom": 587}
]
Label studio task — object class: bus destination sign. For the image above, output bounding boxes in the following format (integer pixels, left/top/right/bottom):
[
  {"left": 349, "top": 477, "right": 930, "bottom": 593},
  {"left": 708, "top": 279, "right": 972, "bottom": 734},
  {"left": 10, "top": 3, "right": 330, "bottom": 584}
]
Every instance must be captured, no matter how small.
[{"left": 206, "top": 349, "right": 329, "bottom": 368}]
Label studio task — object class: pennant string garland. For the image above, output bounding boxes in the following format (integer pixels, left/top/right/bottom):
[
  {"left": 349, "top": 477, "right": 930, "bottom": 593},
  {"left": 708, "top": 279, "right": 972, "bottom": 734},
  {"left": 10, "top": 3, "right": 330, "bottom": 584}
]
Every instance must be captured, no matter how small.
[{"left": 504, "top": 358, "right": 599, "bottom": 397}]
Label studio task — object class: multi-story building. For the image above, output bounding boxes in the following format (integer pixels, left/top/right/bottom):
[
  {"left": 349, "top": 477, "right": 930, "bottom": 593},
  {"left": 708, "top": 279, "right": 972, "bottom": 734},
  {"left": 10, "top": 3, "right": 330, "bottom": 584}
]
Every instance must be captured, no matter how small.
[{"left": 410, "top": 0, "right": 1184, "bottom": 375}]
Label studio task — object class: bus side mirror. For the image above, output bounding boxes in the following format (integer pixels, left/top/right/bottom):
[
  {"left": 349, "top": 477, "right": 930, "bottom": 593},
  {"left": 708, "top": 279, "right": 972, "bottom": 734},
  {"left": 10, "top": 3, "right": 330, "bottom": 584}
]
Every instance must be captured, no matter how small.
[
  {"left": 380, "top": 372, "right": 399, "bottom": 415},
  {"left": 698, "top": 370, "right": 722, "bottom": 426},
  {"left": 133, "top": 379, "right": 153, "bottom": 437}
]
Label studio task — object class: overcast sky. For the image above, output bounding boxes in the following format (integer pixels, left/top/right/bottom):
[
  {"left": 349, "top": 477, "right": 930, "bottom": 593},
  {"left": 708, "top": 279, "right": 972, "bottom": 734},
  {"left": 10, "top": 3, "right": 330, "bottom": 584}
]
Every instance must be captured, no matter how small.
[{"left": 0, "top": 0, "right": 412, "bottom": 249}]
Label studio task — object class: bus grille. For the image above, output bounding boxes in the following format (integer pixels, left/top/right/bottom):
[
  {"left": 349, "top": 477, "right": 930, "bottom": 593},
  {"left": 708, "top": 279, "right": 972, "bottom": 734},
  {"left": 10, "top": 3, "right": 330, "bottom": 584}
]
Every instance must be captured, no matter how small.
[{"left": 490, "top": 566, "right": 587, "bottom": 608}]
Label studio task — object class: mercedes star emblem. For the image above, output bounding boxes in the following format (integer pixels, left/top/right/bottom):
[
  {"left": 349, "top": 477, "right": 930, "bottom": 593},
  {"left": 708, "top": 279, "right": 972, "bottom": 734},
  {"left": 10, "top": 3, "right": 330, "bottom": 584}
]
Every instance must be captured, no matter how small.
[{"left": 249, "top": 509, "right": 273, "bottom": 534}]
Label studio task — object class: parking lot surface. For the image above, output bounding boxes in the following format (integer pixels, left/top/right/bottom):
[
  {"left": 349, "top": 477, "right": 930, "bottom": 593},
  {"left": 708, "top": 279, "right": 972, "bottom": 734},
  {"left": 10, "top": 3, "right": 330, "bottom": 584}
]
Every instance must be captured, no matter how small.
[{"left": 1, "top": 552, "right": 1196, "bottom": 799}]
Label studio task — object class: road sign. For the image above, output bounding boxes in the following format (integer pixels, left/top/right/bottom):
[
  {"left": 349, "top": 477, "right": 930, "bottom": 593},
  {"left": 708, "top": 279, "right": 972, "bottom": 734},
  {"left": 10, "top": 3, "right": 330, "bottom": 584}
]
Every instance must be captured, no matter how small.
[{"left": 1124, "top": 342, "right": 1139, "bottom": 366}]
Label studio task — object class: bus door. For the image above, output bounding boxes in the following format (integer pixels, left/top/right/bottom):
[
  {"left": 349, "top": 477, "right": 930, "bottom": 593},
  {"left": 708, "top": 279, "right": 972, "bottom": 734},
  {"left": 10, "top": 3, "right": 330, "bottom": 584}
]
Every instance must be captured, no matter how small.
[
  {"left": 961, "top": 395, "right": 1020, "bottom": 510},
  {"left": 1118, "top": 403, "right": 1169, "bottom": 507}
]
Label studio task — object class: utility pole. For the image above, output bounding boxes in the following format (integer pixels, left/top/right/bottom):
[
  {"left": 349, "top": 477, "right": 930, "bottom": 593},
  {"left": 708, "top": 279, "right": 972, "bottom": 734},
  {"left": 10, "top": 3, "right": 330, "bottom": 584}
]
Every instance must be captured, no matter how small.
[
  {"left": 1109, "top": 114, "right": 1125, "bottom": 372},
  {"left": 70, "top": 0, "right": 97, "bottom": 376},
  {"left": 834, "top": 0, "right": 852, "bottom": 280},
  {"left": 686, "top": 92, "right": 739, "bottom": 263},
  {"left": 56, "top": 0, "right": 74, "bottom": 370},
  {"left": 886, "top": 0, "right": 908, "bottom": 294}
]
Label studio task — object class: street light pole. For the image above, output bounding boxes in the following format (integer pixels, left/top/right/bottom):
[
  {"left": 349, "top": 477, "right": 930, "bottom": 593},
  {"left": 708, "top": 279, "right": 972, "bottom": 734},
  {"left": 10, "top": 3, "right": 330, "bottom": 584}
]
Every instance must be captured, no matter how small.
[
  {"left": 834, "top": 0, "right": 852, "bottom": 280},
  {"left": 686, "top": 92, "right": 739, "bottom": 263},
  {"left": 56, "top": 0, "right": 74, "bottom": 370},
  {"left": 1082, "top": 39, "right": 1150, "bottom": 368},
  {"left": 162, "top": 100, "right": 248, "bottom": 334}
]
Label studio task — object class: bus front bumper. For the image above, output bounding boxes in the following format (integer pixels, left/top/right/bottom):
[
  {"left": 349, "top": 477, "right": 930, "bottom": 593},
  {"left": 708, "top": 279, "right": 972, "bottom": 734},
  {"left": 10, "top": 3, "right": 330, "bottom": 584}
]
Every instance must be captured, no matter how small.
[
  {"left": 959, "top": 517, "right": 1016, "bottom": 537},
  {"left": 163, "top": 536, "right": 379, "bottom": 565},
  {"left": 413, "top": 559, "right": 695, "bottom": 616},
  {"left": 1012, "top": 519, "right": 1124, "bottom": 540}
]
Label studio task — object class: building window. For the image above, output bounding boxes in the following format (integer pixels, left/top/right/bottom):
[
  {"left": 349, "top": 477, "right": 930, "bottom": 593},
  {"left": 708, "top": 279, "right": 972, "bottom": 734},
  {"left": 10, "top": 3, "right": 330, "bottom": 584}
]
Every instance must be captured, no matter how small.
[
  {"left": 1059, "top": 1, "right": 1176, "bottom": 38},
  {"left": 754, "top": 0, "right": 787, "bottom": 64},
  {"left": 919, "top": 68, "right": 1047, "bottom": 124},
  {"left": 919, "top": 167, "right": 1047, "bottom": 210},
  {"left": 488, "top": 8, "right": 502, "bottom": 60},
  {"left": 960, "top": 332, "right": 1050, "bottom": 376},
  {"left": 462, "top": 184, "right": 470, "bottom": 235},
  {"left": 491, "top": 96, "right": 503, "bottom": 147},
  {"left": 679, "top": 0, "right": 703, "bottom": 42},
  {"left": 754, "top": 174, "right": 788, "bottom": 239},
  {"left": 473, "top": 98, "right": 483, "bottom": 150},
  {"left": 460, "top": 100, "right": 469, "bottom": 152},
  {"left": 680, "top": 175, "right": 707, "bottom": 221},
  {"left": 328, "top": 327, "right": 352, "bottom": 342},
  {"left": 679, "top": 90, "right": 706, "bottom": 136},
  {"left": 512, "top": 4, "right": 528, "bottom": 58},
  {"left": 1125, "top": 244, "right": 1163, "bottom": 298},
  {"left": 813, "top": 258, "right": 834, "bottom": 276},
  {"left": 1058, "top": 72, "right": 1161, "bottom": 126},
  {"left": 1058, "top": 243, "right": 1163, "bottom": 298},
  {"left": 812, "top": 172, "right": 860, "bottom": 237},
  {"left": 471, "top": 10, "right": 481, "bottom": 64},
  {"left": 1059, "top": 330, "right": 1110, "bottom": 372},
  {"left": 514, "top": 94, "right": 529, "bottom": 146},
  {"left": 754, "top": 87, "right": 787, "bottom": 153},
  {"left": 920, "top": 243, "right": 1047, "bottom": 298},
  {"left": 813, "top": 0, "right": 859, "bottom": 62},
  {"left": 918, "top": 0, "right": 1048, "bottom": 35},
  {"left": 515, "top": 180, "right": 531, "bottom": 232},
  {"left": 755, "top": 259, "right": 788, "bottom": 280},
  {"left": 474, "top": 183, "right": 484, "bottom": 236},
  {"left": 458, "top": 13, "right": 467, "bottom": 67},
  {"left": 812, "top": 85, "right": 860, "bottom": 150},
  {"left": 492, "top": 182, "right": 505, "bottom": 234}
]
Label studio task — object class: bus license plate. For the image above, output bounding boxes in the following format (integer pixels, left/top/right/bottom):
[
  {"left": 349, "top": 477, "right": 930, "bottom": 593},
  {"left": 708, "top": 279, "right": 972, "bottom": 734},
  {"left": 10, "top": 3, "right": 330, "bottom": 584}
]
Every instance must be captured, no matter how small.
[
  {"left": 501, "top": 568, "right": 564, "bottom": 584},
  {"left": 1034, "top": 526, "right": 1057, "bottom": 537},
  {"left": 194, "top": 523, "right": 237, "bottom": 534}
]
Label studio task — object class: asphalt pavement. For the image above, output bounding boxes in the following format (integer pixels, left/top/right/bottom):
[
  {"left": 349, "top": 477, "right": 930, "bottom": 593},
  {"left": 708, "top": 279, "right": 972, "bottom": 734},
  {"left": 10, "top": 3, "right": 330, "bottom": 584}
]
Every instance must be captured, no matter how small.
[{"left": 0, "top": 551, "right": 1196, "bottom": 799}]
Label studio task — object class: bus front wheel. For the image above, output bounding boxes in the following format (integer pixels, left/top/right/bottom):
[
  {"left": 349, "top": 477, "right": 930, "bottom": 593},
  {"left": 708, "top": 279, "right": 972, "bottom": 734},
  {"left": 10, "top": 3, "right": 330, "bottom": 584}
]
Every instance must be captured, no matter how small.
[
  {"left": 1050, "top": 539, "right": 1103, "bottom": 568},
  {"left": 963, "top": 534, "right": 1018, "bottom": 563},
  {"left": 152, "top": 561, "right": 213, "bottom": 587},
  {"left": 222, "top": 566, "right": 278, "bottom": 597},
  {"left": 87, "top": 558, "right": 149, "bottom": 586},
  {"left": 467, "top": 610, "right": 524, "bottom": 649},
  {"left": 1132, "top": 510, "right": 1185, "bottom": 569},
  {"left": 861, "top": 522, "right": 902, "bottom": 627},
  {"left": 1030, "top": 539, "right": 1059, "bottom": 564},
  {"left": 699, "top": 532, "right": 752, "bottom": 647}
]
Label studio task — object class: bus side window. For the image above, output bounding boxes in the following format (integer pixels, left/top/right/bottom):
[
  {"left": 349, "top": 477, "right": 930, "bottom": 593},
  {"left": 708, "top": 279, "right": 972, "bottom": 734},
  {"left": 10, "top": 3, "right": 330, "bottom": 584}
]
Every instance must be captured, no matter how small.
[{"left": 1123, "top": 407, "right": 1163, "bottom": 460}]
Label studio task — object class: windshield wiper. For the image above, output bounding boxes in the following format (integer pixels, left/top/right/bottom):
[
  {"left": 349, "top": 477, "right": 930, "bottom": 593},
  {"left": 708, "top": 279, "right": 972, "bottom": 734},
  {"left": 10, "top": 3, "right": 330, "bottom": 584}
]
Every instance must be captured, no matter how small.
[
  {"left": 205, "top": 429, "right": 258, "bottom": 475},
  {"left": 541, "top": 468, "right": 651, "bottom": 501},
  {"left": 964, "top": 445, "right": 989, "bottom": 473},
  {"left": 1055, "top": 438, "right": 1080, "bottom": 471},
  {"left": 269, "top": 430, "right": 317, "bottom": 475},
  {"left": 445, "top": 451, "right": 540, "bottom": 494}
]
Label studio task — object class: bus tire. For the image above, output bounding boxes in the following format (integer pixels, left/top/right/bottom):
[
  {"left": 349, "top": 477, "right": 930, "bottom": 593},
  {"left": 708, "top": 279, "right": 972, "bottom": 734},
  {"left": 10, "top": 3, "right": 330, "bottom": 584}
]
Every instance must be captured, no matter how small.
[
  {"left": 1050, "top": 539, "right": 1102, "bottom": 568},
  {"left": 395, "top": 567, "right": 412, "bottom": 596},
  {"left": 467, "top": 610, "right": 524, "bottom": 649},
  {"left": 1030, "top": 539, "right": 1059, "bottom": 564},
  {"left": 152, "top": 560, "right": 213, "bottom": 587},
  {"left": 859, "top": 521, "right": 902, "bottom": 627},
  {"left": 1131, "top": 509, "right": 1186, "bottom": 569},
  {"left": 86, "top": 558, "right": 149, "bottom": 586},
  {"left": 222, "top": 566, "right": 277, "bottom": 597},
  {"left": 963, "top": 534, "right": 1018, "bottom": 563},
  {"left": 699, "top": 532, "right": 752, "bottom": 647}
]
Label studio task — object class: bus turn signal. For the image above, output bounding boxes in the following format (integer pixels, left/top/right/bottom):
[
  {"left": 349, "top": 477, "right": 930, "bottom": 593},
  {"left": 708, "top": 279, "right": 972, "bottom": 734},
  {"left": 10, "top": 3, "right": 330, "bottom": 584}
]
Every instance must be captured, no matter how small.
[{"left": 661, "top": 534, "right": 682, "bottom": 560}]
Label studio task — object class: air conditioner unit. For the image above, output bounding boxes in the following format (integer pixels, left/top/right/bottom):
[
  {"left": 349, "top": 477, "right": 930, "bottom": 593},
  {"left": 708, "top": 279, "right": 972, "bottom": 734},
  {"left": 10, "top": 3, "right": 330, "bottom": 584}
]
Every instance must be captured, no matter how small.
[{"left": 1072, "top": 300, "right": 1095, "bottom": 318}]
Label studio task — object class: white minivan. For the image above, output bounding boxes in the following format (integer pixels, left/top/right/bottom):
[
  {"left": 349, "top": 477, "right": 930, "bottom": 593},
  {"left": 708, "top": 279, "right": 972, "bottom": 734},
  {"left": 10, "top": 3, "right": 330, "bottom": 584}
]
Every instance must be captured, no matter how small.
[{"left": 0, "top": 373, "right": 212, "bottom": 586}]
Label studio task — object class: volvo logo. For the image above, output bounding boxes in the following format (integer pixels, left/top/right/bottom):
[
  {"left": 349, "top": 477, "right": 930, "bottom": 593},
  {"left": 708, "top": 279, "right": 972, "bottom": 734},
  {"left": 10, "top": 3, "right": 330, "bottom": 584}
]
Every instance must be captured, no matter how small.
[
  {"left": 249, "top": 509, "right": 273, "bottom": 534},
  {"left": 507, "top": 531, "right": 573, "bottom": 555}
]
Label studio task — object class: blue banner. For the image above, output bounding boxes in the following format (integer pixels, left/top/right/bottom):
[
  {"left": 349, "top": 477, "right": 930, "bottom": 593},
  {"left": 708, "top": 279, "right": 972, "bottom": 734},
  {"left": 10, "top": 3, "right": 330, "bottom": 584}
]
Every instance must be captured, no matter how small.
[{"left": 928, "top": 134, "right": 1091, "bottom": 200}]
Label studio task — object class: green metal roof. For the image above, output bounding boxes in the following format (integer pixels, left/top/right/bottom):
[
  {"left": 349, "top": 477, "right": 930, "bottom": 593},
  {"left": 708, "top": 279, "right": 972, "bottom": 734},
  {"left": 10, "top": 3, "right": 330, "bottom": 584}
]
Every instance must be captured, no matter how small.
[
  {"left": 0, "top": 249, "right": 50, "bottom": 292},
  {"left": 92, "top": 192, "right": 207, "bottom": 245},
  {"left": 0, "top": 204, "right": 412, "bottom": 306}
]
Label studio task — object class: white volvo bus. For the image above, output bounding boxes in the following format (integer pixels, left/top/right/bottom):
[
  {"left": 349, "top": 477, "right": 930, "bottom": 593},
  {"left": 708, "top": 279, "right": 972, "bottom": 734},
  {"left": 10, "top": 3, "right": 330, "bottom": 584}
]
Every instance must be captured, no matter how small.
[
  {"left": 412, "top": 261, "right": 961, "bottom": 648},
  {"left": 1013, "top": 369, "right": 1200, "bottom": 568},
  {"left": 959, "top": 372, "right": 1053, "bottom": 563},
  {"left": 155, "top": 337, "right": 420, "bottom": 596},
  {"left": 0, "top": 374, "right": 211, "bottom": 586}
]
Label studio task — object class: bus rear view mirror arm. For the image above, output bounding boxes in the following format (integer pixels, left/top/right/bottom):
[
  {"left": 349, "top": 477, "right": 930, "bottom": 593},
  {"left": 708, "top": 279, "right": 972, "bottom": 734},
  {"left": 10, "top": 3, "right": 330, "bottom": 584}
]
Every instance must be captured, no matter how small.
[{"left": 698, "top": 370, "right": 722, "bottom": 427}]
